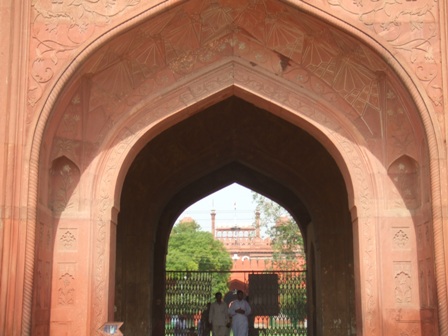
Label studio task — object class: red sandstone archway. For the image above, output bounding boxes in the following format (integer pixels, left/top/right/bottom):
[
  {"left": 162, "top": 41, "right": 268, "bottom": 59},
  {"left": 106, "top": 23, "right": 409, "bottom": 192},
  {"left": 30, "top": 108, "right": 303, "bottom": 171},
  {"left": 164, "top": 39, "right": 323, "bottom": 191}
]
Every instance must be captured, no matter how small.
[
  {"left": 26, "top": 1, "right": 444, "bottom": 335},
  {"left": 116, "top": 97, "right": 353, "bottom": 334}
]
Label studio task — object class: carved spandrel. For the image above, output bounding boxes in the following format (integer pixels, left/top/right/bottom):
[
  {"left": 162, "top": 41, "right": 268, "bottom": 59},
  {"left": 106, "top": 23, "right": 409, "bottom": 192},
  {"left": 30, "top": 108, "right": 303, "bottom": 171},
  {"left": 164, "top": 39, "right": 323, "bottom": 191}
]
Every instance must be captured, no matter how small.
[
  {"left": 39, "top": 0, "right": 428, "bottom": 174},
  {"left": 327, "top": 0, "right": 443, "bottom": 117},
  {"left": 29, "top": 0, "right": 142, "bottom": 107}
]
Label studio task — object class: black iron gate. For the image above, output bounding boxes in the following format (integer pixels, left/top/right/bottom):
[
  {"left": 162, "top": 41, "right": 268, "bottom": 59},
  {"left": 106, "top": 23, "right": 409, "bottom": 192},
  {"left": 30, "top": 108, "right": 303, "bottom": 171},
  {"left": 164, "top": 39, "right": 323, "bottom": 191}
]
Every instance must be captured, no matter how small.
[{"left": 165, "top": 270, "right": 307, "bottom": 336}]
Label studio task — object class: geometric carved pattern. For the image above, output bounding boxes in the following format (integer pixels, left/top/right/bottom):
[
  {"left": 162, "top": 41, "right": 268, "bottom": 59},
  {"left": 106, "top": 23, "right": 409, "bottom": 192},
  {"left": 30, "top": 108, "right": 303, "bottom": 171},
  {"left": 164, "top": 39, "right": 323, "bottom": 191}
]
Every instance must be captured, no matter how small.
[
  {"left": 59, "top": 229, "right": 78, "bottom": 251},
  {"left": 29, "top": 0, "right": 442, "bottom": 126},
  {"left": 392, "top": 228, "right": 410, "bottom": 250},
  {"left": 73, "top": 0, "right": 407, "bottom": 156},
  {"left": 329, "top": 0, "right": 442, "bottom": 116}
]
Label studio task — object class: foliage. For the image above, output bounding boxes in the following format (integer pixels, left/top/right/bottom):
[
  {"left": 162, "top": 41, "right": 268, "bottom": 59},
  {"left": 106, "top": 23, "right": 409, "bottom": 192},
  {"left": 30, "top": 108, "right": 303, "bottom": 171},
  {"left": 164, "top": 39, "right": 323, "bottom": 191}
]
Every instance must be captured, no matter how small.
[
  {"left": 166, "top": 219, "right": 232, "bottom": 295},
  {"left": 279, "top": 274, "right": 307, "bottom": 325},
  {"left": 252, "top": 193, "right": 305, "bottom": 270},
  {"left": 252, "top": 194, "right": 307, "bottom": 324}
]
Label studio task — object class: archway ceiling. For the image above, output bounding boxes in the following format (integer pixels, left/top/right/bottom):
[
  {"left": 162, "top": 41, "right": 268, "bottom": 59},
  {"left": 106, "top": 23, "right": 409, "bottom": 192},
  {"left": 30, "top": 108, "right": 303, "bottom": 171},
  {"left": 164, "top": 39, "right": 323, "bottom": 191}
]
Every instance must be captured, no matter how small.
[
  {"left": 164, "top": 162, "right": 313, "bottom": 227},
  {"left": 49, "top": 0, "right": 426, "bottom": 172},
  {"left": 76, "top": 0, "right": 394, "bottom": 142},
  {"left": 121, "top": 97, "right": 347, "bottom": 238},
  {"left": 49, "top": 0, "right": 425, "bottom": 218}
]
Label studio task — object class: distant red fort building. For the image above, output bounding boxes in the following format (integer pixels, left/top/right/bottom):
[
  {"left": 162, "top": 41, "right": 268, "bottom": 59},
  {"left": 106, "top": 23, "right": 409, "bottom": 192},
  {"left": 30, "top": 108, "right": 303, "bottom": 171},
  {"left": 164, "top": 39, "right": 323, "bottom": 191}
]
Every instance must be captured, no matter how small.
[{"left": 208, "top": 209, "right": 304, "bottom": 293}]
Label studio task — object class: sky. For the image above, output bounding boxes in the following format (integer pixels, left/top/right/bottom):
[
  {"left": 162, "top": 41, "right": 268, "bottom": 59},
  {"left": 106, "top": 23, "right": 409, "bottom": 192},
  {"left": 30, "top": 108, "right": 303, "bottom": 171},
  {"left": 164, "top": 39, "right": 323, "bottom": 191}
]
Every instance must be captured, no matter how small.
[{"left": 176, "top": 183, "right": 258, "bottom": 232}]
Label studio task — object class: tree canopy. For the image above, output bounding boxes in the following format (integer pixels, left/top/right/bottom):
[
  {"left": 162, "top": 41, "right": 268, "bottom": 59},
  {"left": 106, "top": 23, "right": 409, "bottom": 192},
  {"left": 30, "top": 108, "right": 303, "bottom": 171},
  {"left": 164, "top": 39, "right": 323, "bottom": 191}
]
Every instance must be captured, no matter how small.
[
  {"left": 252, "top": 193, "right": 307, "bottom": 324},
  {"left": 252, "top": 193, "right": 305, "bottom": 270},
  {"left": 166, "top": 219, "right": 232, "bottom": 295}
]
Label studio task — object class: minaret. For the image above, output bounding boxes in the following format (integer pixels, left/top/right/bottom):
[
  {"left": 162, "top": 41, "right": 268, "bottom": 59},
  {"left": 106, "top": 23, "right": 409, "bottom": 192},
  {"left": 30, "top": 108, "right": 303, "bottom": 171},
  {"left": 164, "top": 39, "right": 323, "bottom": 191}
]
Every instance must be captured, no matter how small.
[
  {"left": 255, "top": 207, "right": 261, "bottom": 238},
  {"left": 211, "top": 209, "right": 216, "bottom": 238}
]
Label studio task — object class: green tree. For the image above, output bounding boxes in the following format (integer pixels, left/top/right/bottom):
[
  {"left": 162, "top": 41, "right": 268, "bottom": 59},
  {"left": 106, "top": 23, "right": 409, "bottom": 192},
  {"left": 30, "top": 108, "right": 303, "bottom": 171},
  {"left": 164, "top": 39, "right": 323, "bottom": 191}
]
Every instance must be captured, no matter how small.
[
  {"left": 252, "top": 193, "right": 305, "bottom": 270},
  {"left": 166, "top": 219, "right": 232, "bottom": 295},
  {"left": 253, "top": 193, "right": 307, "bottom": 324}
]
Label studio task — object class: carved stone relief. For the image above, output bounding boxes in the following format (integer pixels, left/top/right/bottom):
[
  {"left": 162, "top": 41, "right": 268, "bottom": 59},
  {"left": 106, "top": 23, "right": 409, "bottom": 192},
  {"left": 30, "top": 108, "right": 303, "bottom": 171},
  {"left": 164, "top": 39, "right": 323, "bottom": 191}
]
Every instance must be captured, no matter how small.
[
  {"left": 58, "top": 228, "right": 78, "bottom": 251},
  {"left": 57, "top": 263, "right": 76, "bottom": 306},
  {"left": 28, "top": 0, "right": 443, "bottom": 136},
  {"left": 36, "top": 0, "right": 432, "bottom": 334},
  {"left": 57, "top": 90, "right": 83, "bottom": 141},
  {"left": 394, "top": 262, "right": 412, "bottom": 304},
  {"left": 49, "top": 156, "right": 80, "bottom": 213},
  {"left": 387, "top": 308, "right": 435, "bottom": 336},
  {"left": 63, "top": 7, "right": 425, "bottom": 215},
  {"left": 29, "top": 0, "right": 142, "bottom": 108},
  {"left": 386, "top": 89, "right": 419, "bottom": 162},
  {"left": 326, "top": 0, "right": 443, "bottom": 117},
  {"left": 387, "top": 155, "right": 420, "bottom": 209},
  {"left": 393, "top": 228, "right": 410, "bottom": 250},
  {"left": 78, "top": 2, "right": 396, "bottom": 152}
]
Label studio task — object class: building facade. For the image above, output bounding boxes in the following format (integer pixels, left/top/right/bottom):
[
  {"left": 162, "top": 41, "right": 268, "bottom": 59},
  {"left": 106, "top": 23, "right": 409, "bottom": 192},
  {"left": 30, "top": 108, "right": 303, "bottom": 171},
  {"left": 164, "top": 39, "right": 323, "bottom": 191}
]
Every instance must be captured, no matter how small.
[
  {"left": 214, "top": 209, "right": 275, "bottom": 291},
  {"left": 1, "top": 1, "right": 448, "bottom": 335},
  {"left": 212, "top": 210, "right": 305, "bottom": 291}
]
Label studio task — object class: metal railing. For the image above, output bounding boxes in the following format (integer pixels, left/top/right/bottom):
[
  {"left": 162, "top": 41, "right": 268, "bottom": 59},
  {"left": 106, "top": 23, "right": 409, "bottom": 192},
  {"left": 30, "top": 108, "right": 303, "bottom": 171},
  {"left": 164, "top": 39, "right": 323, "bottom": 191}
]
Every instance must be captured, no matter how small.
[{"left": 165, "top": 270, "right": 307, "bottom": 336}]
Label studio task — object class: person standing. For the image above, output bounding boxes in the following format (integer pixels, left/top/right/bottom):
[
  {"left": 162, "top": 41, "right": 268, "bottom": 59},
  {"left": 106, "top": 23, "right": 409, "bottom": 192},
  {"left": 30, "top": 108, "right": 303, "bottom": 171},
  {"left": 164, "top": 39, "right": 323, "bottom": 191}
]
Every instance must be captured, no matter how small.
[
  {"left": 209, "top": 292, "right": 229, "bottom": 336},
  {"left": 228, "top": 290, "right": 251, "bottom": 336},
  {"left": 200, "top": 302, "right": 212, "bottom": 336}
]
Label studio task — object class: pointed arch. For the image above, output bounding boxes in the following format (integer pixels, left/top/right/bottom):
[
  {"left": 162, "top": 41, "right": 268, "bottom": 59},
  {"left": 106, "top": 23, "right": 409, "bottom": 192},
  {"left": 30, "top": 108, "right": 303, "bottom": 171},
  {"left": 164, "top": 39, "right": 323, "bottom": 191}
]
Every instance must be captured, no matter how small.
[{"left": 23, "top": 1, "right": 445, "bottom": 335}]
